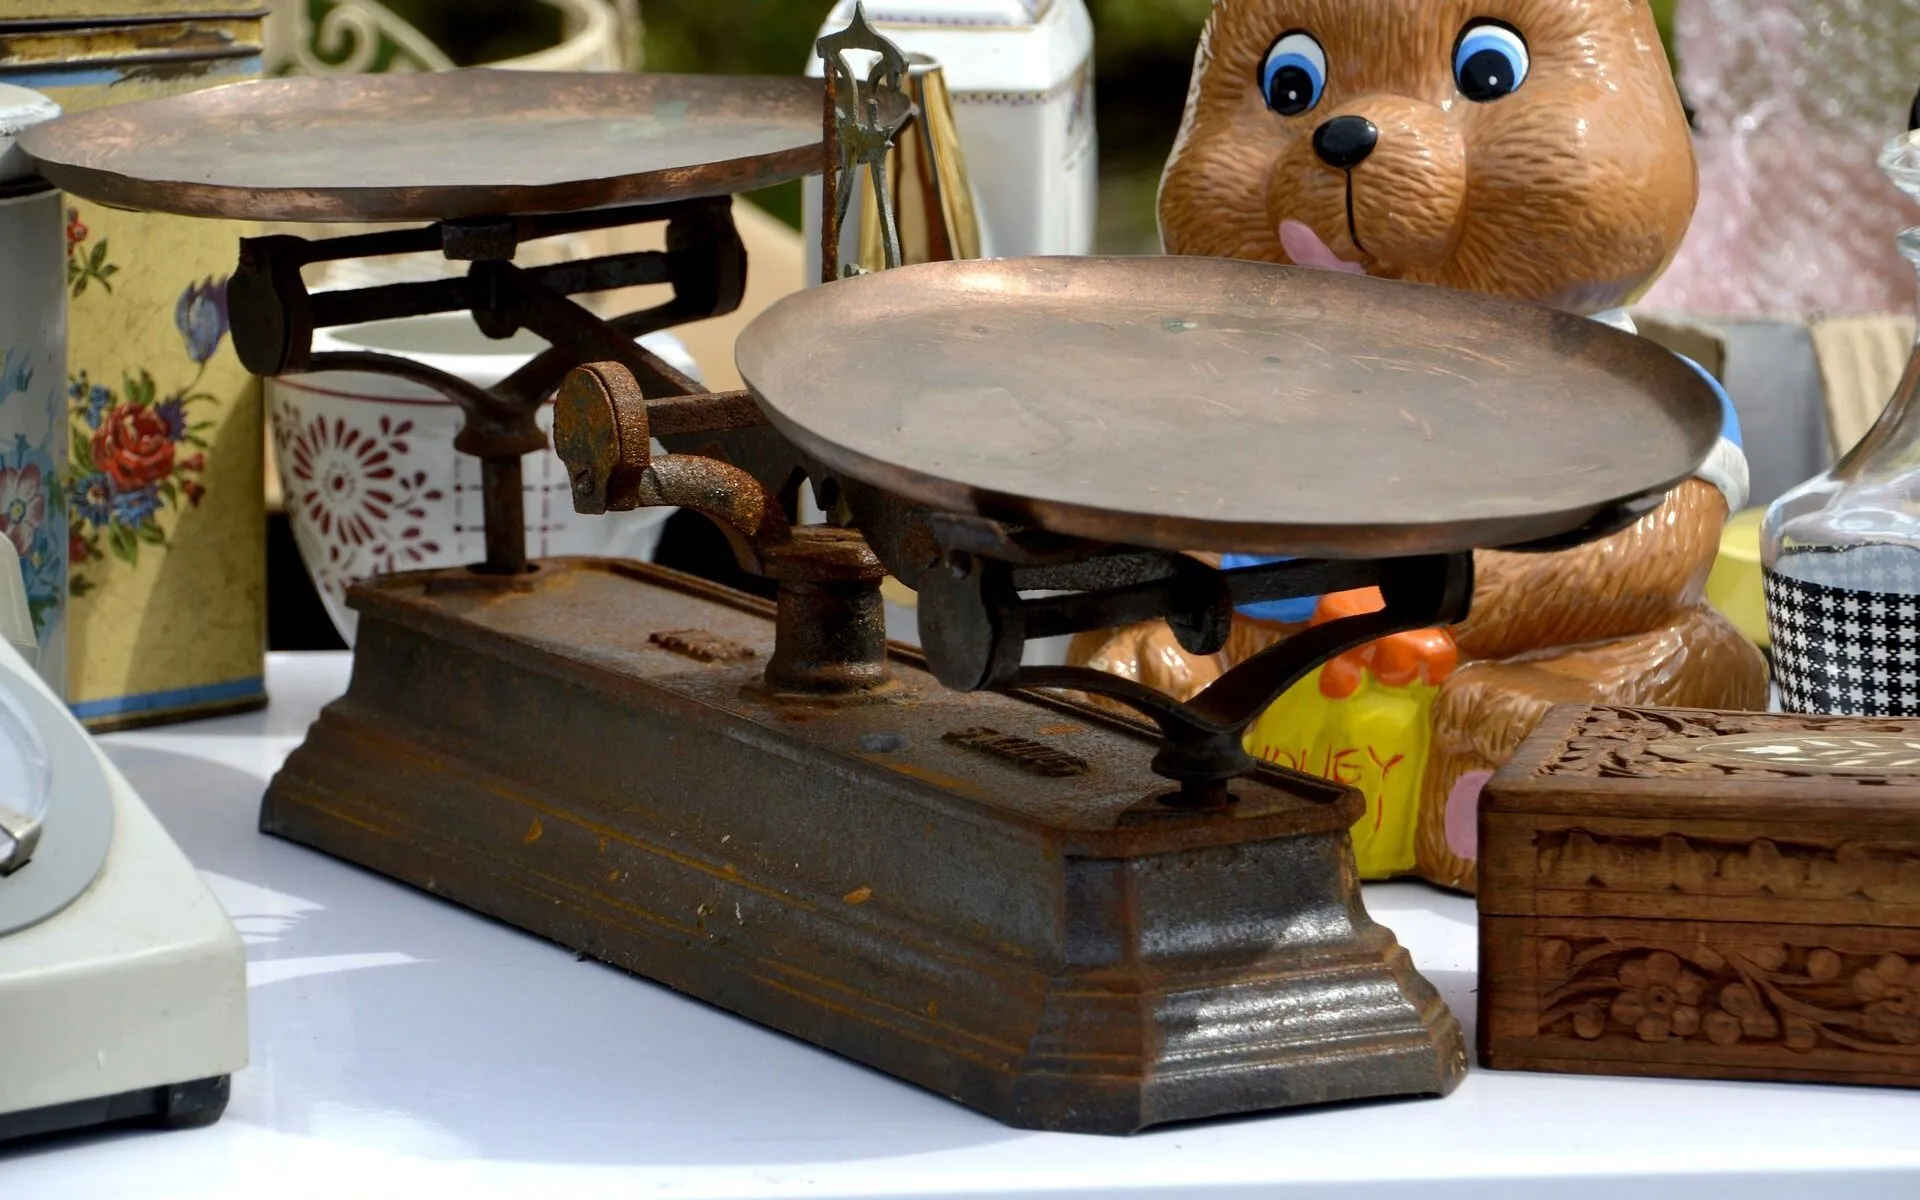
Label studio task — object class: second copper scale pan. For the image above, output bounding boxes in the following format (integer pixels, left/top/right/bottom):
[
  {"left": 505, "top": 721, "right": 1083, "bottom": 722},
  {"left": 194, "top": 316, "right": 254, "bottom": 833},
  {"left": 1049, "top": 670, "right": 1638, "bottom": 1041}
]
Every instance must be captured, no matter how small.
[{"left": 736, "top": 256, "right": 1721, "bottom": 561}]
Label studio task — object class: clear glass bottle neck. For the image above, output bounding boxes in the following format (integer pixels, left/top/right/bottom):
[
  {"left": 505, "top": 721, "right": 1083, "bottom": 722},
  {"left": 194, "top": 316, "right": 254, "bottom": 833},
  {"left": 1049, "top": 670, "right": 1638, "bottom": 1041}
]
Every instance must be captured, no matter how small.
[{"left": 1831, "top": 228, "right": 1920, "bottom": 480}]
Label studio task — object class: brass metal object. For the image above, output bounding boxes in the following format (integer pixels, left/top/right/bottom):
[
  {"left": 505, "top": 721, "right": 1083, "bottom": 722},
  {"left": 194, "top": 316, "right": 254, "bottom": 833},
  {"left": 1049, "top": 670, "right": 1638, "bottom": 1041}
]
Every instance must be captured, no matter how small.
[
  {"left": 18, "top": 70, "right": 827, "bottom": 222},
  {"left": 858, "top": 55, "right": 982, "bottom": 272},
  {"left": 736, "top": 256, "right": 1725, "bottom": 560}
]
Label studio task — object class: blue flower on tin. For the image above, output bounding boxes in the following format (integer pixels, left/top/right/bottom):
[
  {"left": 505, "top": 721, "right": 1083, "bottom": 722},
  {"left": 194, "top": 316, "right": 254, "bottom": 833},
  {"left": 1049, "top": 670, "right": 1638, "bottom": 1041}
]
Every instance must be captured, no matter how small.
[
  {"left": 72, "top": 472, "right": 114, "bottom": 527},
  {"left": 25, "top": 522, "right": 61, "bottom": 593},
  {"left": 85, "top": 384, "right": 113, "bottom": 431},
  {"left": 0, "top": 348, "right": 30, "bottom": 397},
  {"left": 175, "top": 276, "right": 231, "bottom": 366},
  {"left": 154, "top": 396, "right": 189, "bottom": 441},
  {"left": 110, "top": 485, "right": 159, "bottom": 528},
  {"left": 69, "top": 374, "right": 86, "bottom": 402}
]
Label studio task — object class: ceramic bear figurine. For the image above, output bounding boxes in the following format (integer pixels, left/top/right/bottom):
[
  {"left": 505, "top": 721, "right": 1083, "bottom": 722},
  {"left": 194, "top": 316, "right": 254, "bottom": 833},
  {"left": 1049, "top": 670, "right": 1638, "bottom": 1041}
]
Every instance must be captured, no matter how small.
[{"left": 1067, "top": 0, "right": 1770, "bottom": 892}]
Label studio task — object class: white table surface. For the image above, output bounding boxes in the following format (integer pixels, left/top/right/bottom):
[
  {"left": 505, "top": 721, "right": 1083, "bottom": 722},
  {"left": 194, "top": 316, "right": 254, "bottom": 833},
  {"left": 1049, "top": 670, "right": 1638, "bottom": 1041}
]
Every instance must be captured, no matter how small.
[{"left": 8, "top": 652, "right": 1920, "bottom": 1199}]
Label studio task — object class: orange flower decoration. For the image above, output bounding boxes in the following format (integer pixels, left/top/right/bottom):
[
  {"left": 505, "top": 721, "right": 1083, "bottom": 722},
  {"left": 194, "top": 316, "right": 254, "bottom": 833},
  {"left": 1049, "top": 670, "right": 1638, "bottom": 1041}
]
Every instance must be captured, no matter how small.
[{"left": 1312, "top": 588, "right": 1460, "bottom": 700}]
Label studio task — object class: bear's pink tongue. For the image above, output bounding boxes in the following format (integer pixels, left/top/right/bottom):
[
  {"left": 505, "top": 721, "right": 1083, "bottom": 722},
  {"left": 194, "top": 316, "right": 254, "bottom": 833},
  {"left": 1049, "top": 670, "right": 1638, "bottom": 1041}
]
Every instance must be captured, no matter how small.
[{"left": 1279, "top": 220, "right": 1366, "bottom": 275}]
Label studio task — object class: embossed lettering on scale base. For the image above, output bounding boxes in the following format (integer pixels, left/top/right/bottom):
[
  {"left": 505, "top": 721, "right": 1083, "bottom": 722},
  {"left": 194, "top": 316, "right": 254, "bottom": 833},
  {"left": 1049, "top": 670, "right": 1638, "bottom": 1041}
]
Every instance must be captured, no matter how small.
[{"left": 1481, "top": 705, "right": 1920, "bottom": 1087}]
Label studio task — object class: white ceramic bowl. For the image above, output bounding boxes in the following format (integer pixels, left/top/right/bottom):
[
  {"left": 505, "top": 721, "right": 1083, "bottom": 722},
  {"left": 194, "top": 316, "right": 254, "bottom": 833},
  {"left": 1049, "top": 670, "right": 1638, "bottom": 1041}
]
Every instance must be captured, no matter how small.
[
  {"left": 268, "top": 313, "right": 691, "bottom": 644},
  {"left": 0, "top": 83, "right": 61, "bottom": 185}
]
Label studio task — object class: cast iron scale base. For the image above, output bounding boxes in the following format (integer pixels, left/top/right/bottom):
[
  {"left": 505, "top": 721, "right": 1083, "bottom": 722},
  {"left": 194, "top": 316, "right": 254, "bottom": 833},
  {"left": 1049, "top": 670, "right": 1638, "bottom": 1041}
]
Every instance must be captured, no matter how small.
[
  {"left": 275, "top": 556, "right": 1464, "bottom": 1132},
  {"left": 21, "top": 19, "right": 1724, "bottom": 1133}
]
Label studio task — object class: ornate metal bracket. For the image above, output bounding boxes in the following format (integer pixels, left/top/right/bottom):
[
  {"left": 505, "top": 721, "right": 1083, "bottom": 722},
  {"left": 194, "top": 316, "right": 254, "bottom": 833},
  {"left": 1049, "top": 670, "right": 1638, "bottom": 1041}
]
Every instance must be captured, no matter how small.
[
  {"left": 908, "top": 514, "right": 1476, "bottom": 806},
  {"left": 226, "top": 197, "right": 751, "bottom": 576},
  {"left": 817, "top": 3, "right": 916, "bottom": 282}
]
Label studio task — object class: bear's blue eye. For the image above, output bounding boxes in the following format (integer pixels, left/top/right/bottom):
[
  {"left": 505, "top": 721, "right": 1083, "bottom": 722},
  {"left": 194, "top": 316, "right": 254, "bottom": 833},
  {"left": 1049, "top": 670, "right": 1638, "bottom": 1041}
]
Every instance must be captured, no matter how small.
[
  {"left": 1261, "top": 31, "right": 1326, "bottom": 117},
  {"left": 1453, "top": 21, "right": 1528, "bottom": 102}
]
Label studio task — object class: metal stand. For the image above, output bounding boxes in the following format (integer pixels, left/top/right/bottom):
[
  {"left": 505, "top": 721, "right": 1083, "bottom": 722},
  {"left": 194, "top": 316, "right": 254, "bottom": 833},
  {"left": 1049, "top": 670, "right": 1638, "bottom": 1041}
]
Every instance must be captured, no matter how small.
[
  {"left": 262, "top": 7, "right": 1520, "bottom": 1131},
  {"left": 248, "top": 13, "right": 1473, "bottom": 1126},
  {"left": 262, "top": 556, "right": 1468, "bottom": 1134}
]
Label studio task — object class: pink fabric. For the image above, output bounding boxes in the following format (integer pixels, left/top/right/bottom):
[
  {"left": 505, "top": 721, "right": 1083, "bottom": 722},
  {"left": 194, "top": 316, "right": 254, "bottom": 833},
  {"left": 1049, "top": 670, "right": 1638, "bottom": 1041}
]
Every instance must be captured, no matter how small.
[
  {"left": 1445, "top": 769, "right": 1495, "bottom": 860},
  {"left": 1642, "top": 1, "right": 1920, "bottom": 319}
]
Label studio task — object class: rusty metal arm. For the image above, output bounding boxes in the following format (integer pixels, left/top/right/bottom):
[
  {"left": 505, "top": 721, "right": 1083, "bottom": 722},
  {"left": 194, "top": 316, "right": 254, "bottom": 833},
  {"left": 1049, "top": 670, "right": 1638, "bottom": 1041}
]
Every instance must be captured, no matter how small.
[
  {"left": 913, "top": 526, "right": 1475, "bottom": 804},
  {"left": 555, "top": 361, "right": 893, "bottom": 697},
  {"left": 554, "top": 361, "right": 784, "bottom": 574}
]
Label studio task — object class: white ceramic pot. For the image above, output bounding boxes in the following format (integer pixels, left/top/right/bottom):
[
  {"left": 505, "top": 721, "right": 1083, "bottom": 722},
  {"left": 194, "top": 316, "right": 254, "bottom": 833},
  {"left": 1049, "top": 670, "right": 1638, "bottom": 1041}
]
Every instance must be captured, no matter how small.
[{"left": 267, "top": 313, "right": 690, "bottom": 644}]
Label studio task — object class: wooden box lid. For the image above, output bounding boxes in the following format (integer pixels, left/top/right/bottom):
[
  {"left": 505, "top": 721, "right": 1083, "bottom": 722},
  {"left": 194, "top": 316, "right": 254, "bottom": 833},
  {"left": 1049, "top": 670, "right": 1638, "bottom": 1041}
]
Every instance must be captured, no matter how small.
[{"left": 1480, "top": 704, "right": 1920, "bottom": 925}]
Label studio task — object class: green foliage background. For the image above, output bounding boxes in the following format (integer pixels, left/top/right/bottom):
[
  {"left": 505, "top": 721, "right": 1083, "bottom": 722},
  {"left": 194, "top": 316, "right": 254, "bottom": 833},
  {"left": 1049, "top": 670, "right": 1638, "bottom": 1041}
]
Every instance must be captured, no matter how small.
[{"left": 385, "top": 0, "right": 1680, "bottom": 250}]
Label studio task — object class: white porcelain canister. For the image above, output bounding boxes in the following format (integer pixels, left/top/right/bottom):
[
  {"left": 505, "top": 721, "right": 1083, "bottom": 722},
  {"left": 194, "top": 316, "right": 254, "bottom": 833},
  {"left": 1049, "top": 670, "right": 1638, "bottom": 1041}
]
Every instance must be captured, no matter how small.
[
  {"left": 0, "top": 84, "right": 67, "bottom": 697},
  {"left": 268, "top": 315, "right": 693, "bottom": 645},
  {"left": 803, "top": 0, "right": 1097, "bottom": 278}
]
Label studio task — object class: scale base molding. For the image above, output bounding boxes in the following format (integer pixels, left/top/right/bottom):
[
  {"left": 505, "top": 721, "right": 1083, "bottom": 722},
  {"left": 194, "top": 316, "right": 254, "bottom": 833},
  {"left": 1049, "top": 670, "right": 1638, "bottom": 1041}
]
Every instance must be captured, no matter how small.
[{"left": 260, "top": 558, "right": 1465, "bottom": 1133}]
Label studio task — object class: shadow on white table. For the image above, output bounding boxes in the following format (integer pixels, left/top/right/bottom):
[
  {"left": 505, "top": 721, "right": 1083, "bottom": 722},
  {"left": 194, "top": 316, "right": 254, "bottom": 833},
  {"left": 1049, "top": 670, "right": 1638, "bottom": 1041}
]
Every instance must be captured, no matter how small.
[{"left": 5, "top": 653, "right": 1919, "bottom": 1200}]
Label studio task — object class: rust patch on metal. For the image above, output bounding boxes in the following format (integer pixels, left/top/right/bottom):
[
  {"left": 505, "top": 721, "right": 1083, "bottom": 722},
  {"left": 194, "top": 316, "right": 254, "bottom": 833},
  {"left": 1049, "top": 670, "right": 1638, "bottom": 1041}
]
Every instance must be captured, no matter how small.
[
  {"left": 650, "top": 628, "right": 757, "bottom": 663},
  {"left": 843, "top": 886, "right": 873, "bottom": 905},
  {"left": 943, "top": 727, "right": 1091, "bottom": 778},
  {"left": 1037, "top": 723, "right": 1084, "bottom": 737}
]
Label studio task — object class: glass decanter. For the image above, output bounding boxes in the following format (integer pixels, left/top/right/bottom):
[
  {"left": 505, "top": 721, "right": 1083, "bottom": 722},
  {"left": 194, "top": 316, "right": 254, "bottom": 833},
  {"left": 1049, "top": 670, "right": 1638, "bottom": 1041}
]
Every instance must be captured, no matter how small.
[{"left": 1760, "top": 130, "right": 1920, "bottom": 716}]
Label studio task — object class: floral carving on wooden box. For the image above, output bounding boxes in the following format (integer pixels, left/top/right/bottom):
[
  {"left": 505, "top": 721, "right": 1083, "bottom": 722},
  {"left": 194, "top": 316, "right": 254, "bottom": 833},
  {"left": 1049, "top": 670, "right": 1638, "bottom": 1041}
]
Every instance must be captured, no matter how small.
[
  {"left": 1540, "top": 707, "right": 1920, "bottom": 784},
  {"left": 1535, "top": 830, "right": 1920, "bottom": 905},
  {"left": 1540, "top": 939, "right": 1920, "bottom": 1055}
]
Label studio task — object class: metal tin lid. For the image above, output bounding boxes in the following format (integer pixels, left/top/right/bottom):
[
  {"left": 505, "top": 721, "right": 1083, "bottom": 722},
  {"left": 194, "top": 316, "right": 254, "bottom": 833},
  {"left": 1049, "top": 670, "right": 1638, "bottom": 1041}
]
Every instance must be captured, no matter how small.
[
  {"left": 0, "top": 1, "right": 266, "bottom": 21},
  {"left": 0, "top": 15, "right": 265, "bottom": 71},
  {"left": 849, "top": 0, "right": 1054, "bottom": 22},
  {"left": 0, "top": 83, "right": 60, "bottom": 185}
]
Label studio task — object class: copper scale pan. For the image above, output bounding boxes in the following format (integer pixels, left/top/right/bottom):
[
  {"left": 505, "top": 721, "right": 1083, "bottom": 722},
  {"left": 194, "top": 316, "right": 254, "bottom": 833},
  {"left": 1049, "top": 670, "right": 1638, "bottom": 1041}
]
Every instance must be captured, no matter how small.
[{"left": 736, "top": 255, "right": 1722, "bottom": 561}]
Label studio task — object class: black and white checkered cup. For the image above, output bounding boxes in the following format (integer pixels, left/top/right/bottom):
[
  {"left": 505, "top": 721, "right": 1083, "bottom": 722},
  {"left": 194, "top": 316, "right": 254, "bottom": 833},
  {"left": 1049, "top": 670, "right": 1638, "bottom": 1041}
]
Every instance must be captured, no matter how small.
[{"left": 1766, "top": 548, "right": 1920, "bottom": 717}]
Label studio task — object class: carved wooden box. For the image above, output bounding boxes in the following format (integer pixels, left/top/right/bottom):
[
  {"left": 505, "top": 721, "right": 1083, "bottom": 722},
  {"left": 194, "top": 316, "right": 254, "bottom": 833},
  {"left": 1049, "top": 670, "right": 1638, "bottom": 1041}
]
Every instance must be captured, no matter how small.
[{"left": 1479, "top": 704, "right": 1920, "bottom": 1087}]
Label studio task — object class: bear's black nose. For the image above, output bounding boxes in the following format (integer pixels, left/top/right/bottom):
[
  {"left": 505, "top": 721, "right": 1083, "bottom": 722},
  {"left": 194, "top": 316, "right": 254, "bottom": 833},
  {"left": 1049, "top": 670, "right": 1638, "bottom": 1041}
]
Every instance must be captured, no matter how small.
[{"left": 1313, "top": 116, "right": 1379, "bottom": 170}]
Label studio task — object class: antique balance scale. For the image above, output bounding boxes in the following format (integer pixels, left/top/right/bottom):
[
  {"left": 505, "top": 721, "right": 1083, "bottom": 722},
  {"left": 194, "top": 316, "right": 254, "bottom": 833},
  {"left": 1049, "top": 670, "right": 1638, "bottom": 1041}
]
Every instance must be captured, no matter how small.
[{"left": 21, "top": 11, "right": 1724, "bottom": 1134}]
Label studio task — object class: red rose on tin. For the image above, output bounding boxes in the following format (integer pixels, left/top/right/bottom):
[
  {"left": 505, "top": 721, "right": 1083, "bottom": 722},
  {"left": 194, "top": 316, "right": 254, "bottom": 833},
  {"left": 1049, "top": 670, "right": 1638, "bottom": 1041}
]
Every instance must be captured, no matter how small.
[{"left": 91, "top": 404, "right": 177, "bottom": 492}]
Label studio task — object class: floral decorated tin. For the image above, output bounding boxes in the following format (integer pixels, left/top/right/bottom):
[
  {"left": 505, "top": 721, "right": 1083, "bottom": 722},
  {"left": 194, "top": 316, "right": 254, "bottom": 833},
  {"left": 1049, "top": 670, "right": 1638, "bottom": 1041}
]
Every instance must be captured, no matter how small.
[
  {"left": 1, "top": 14, "right": 266, "bottom": 729},
  {"left": 0, "top": 85, "right": 69, "bottom": 696}
]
